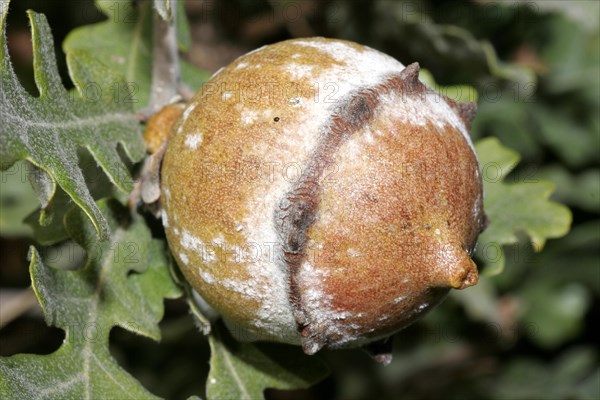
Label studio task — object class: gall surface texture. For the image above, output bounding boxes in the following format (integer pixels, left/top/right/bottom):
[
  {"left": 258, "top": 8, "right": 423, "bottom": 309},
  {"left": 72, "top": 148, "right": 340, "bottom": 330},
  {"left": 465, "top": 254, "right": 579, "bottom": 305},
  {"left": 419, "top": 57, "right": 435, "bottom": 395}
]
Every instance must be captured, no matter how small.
[{"left": 161, "top": 38, "right": 486, "bottom": 355}]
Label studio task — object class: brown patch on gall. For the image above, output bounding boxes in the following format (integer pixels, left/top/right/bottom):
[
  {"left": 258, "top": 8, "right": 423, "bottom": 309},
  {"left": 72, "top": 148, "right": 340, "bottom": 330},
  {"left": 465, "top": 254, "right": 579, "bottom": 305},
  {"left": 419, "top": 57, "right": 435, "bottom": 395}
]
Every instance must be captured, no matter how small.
[{"left": 275, "top": 63, "right": 484, "bottom": 354}]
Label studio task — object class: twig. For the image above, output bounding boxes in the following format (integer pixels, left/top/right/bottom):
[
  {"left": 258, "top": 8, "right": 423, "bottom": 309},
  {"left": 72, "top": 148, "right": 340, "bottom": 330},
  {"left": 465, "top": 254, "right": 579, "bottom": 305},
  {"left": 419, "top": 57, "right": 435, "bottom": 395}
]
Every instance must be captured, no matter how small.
[{"left": 147, "top": 0, "right": 181, "bottom": 115}]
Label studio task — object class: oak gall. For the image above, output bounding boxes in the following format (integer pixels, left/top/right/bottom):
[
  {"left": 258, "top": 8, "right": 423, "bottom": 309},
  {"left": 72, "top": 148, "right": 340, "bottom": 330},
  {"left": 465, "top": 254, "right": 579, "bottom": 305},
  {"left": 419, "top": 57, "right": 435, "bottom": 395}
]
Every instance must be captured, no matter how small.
[{"left": 160, "top": 38, "right": 486, "bottom": 358}]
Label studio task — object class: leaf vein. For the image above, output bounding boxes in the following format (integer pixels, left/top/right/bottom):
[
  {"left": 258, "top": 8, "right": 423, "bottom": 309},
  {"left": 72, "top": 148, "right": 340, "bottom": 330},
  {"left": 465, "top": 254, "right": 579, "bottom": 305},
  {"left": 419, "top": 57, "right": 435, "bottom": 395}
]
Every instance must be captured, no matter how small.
[{"left": 221, "top": 344, "right": 251, "bottom": 400}]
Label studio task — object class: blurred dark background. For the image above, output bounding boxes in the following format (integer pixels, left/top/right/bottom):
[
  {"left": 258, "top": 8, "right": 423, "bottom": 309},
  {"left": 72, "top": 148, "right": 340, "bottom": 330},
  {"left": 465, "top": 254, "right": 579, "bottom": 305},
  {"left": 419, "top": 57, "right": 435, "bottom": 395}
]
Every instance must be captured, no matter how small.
[{"left": 1, "top": 1, "right": 598, "bottom": 399}]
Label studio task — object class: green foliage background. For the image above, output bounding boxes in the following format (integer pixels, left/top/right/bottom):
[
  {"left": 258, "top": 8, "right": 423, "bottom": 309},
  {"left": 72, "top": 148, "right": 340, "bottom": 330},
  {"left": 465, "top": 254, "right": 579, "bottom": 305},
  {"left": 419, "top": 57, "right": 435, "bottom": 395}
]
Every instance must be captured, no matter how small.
[{"left": 0, "top": 1, "right": 598, "bottom": 399}]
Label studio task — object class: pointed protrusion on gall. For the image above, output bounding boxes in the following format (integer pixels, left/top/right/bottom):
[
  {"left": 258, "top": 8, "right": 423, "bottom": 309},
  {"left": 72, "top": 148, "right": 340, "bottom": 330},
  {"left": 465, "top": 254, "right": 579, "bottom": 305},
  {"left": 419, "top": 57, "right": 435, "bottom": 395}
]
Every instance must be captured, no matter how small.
[
  {"left": 446, "top": 245, "right": 479, "bottom": 290},
  {"left": 455, "top": 101, "right": 477, "bottom": 131},
  {"left": 399, "top": 62, "right": 421, "bottom": 92}
]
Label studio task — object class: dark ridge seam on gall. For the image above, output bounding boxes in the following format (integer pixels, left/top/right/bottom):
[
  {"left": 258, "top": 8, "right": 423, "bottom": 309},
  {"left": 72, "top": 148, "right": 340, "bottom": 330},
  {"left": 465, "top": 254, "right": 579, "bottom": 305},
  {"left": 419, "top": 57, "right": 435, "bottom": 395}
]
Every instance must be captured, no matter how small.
[{"left": 273, "top": 62, "right": 476, "bottom": 355}]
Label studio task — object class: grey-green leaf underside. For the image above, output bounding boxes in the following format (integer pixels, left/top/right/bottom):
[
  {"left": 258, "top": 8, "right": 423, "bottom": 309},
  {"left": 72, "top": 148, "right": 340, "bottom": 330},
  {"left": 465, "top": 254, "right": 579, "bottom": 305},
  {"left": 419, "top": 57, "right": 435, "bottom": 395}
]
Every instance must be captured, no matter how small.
[
  {"left": 0, "top": 4, "right": 145, "bottom": 239},
  {"left": 207, "top": 323, "right": 329, "bottom": 400},
  {"left": 0, "top": 199, "right": 181, "bottom": 399}
]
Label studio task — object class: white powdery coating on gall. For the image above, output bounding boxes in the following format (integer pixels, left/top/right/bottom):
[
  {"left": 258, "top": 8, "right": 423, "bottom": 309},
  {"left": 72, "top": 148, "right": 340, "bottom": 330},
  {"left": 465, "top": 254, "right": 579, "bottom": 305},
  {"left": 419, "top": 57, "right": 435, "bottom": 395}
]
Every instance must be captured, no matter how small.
[
  {"left": 249, "top": 88, "right": 330, "bottom": 164},
  {"left": 184, "top": 133, "right": 203, "bottom": 150},
  {"left": 235, "top": 88, "right": 336, "bottom": 341},
  {"left": 180, "top": 229, "right": 217, "bottom": 264},
  {"left": 289, "top": 38, "right": 474, "bottom": 151},
  {"left": 297, "top": 261, "right": 360, "bottom": 347},
  {"left": 180, "top": 229, "right": 202, "bottom": 250},
  {"left": 212, "top": 233, "right": 224, "bottom": 246},
  {"left": 179, "top": 253, "right": 189, "bottom": 265},
  {"left": 342, "top": 138, "right": 363, "bottom": 159},
  {"left": 199, "top": 269, "right": 216, "bottom": 285},
  {"left": 379, "top": 89, "right": 474, "bottom": 151},
  {"left": 283, "top": 63, "right": 315, "bottom": 79},
  {"left": 292, "top": 38, "right": 405, "bottom": 101},
  {"left": 347, "top": 248, "right": 361, "bottom": 258},
  {"left": 410, "top": 302, "right": 432, "bottom": 319},
  {"left": 202, "top": 229, "right": 299, "bottom": 342},
  {"left": 247, "top": 262, "right": 296, "bottom": 333},
  {"left": 234, "top": 61, "right": 249, "bottom": 70},
  {"left": 177, "top": 102, "right": 197, "bottom": 135},
  {"left": 240, "top": 108, "right": 258, "bottom": 125},
  {"left": 238, "top": 198, "right": 299, "bottom": 339},
  {"left": 162, "top": 185, "right": 172, "bottom": 209},
  {"left": 161, "top": 209, "right": 169, "bottom": 227}
]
